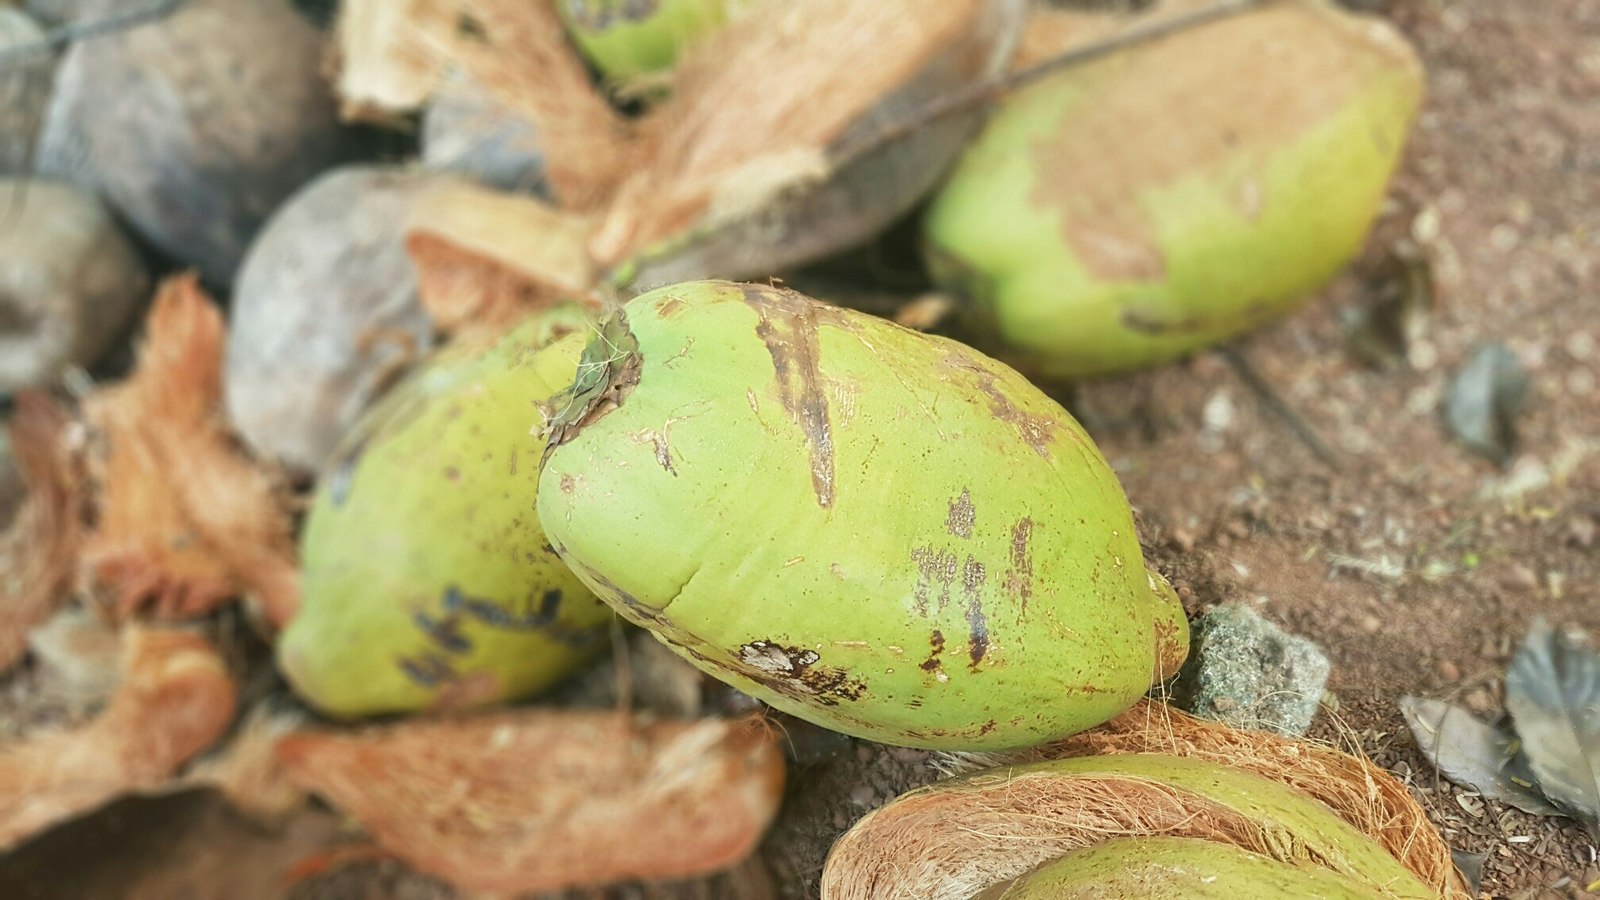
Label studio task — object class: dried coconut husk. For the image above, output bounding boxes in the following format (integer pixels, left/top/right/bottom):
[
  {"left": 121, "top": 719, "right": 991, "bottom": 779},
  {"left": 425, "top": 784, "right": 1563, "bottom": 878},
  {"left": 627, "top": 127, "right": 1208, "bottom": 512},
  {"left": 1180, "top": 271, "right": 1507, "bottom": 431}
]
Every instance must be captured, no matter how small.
[
  {"left": 0, "top": 393, "right": 83, "bottom": 673},
  {"left": 0, "top": 627, "right": 236, "bottom": 850},
  {"left": 1012, "top": 4, "right": 1125, "bottom": 69},
  {"left": 82, "top": 275, "right": 299, "bottom": 628},
  {"left": 821, "top": 752, "right": 1438, "bottom": 900},
  {"left": 183, "top": 706, "right": 308, "bottom": 826},
  {"left": 592, "top": 0, "right": 1027, "bottom": 286},
  {"left": 405, "top": 180, "right": 603, "bottom": 340},
  {"left": 276, "top": 711, "right": 785, "bottom": 896},
  {"left": 933, "top": 699, "right": 1469, "bottom": 899},
  {"left": 440, "top": 0, "right": 637, "bottom": 211},
  {"left": 332, "top": 0, "right": 456, "bottom": 121},
  {"left": 23, "top": 605, "right": 122, "bottom": 711}
]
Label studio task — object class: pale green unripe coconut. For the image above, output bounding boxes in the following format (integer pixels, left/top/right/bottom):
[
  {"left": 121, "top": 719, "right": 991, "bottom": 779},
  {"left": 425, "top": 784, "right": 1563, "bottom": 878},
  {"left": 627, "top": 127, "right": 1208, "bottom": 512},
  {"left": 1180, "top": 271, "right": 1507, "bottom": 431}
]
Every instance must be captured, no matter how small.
[
  {"left": 922, "top": 0, "right": 1425, "bottom": 379},
  {"left": 978, "top": 837, "right": 1390, "bottom": 899},
  {"left": 279, "top": 309, "right": 613, "bottom": 717},
  {"left": 537, "top": 281, "right": 1187, "bottom": 750},
  {"left": 557, "top": 0, "right": 751, "bottom": 86}
]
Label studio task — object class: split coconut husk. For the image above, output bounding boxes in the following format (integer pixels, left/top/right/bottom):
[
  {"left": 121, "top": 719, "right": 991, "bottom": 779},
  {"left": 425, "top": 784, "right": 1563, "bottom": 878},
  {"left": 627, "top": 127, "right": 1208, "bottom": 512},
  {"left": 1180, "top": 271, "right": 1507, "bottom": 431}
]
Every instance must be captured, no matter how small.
[
  {"left": 83, "top": 275, "right": 300, "bottom": 628},
  {"left": 933, "top": 697, "right": 1467, "bottom": 896},
  {"left": 821, "top": 752, "right": 1443, "bottom": 900},
  {"left": 276, "top": 711, "right": 785, "bottom": 896},
  {"left": 0, "top": 393, "right": 83, "bottom": 673},
  {"left": 332, "top": 0, "right": 457, "bottom": 121},
  {"left": 0, "top": 627, "right": 236, "bottom": 851}
]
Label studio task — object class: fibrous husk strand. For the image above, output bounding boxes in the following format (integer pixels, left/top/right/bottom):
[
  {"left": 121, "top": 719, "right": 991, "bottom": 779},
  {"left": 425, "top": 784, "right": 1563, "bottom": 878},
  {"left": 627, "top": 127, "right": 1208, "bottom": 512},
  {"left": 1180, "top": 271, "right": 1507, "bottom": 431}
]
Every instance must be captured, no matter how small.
[
  {"left": 0, "top": 393, "right": 84, "bottom": 673},
  {"left": 590, "top": 0, "right": 992, "bottom": 267},
  {"left": 276, "top": 711, "right": 785, "bottom": 896},
  {"left": 82, "top": 275, "right": 300, "bottom": 628},
  {"left": 332, "top": 0, "right": 457, "bottom": 121},
  {"left": 0, "top": 627, "right": 236, "bottom": 850},
  {"left": 442, "top": 0, "right": 636, "bottom": 210},
  {"left": 934, "top": 699, "right": 1469, "bottom": 899}
]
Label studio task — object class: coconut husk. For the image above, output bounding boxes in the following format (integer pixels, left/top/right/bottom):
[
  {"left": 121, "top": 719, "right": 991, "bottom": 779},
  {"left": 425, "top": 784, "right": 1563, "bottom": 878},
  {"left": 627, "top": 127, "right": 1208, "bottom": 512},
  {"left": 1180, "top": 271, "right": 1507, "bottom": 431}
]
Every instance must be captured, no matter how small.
[
  {"left": 23, "top": 605, "right": 121, "bottom": 711},
  {"left": 591, "top": 0, "right": 1020, "bottom": 274},
  {"left": 0, "top": 627, "right": 236, "bottom": 851},
  {"left": 405, "top": 180, "right": 603, "bottom": 339},
  {"left": 332, "top": 0, "right": 456, "bottom": 121},
  {"left": 934, "top": 699, "right": 1470, "bottom": 899},
  {"left": 439, "top": 0, "right": 637, "bottom": 211},
  {"left": 183, "top": 706, "right": 309, "bottom": 826},
  {"left": 81, "top": 275, "right": 300, "bottom": 628},
  {"left": 276, "top": 711, "right": 785, "bottom": 896},
  {"left": 1012, "top": 5, "right": 1125, "bottom": 70},
  {"left": 0, "top": 393, "right": 83, "bottom": 673}
]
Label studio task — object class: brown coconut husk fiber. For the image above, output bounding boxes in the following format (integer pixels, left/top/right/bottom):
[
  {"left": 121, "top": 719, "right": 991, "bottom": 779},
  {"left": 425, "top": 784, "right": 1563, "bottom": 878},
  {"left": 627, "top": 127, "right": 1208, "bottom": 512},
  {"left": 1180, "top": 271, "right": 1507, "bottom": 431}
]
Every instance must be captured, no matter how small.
[
  {"left": 589, "top": 0, "right": 995, "bottom": 267},
  {"left": 935, "top": 699, "right": 1469, "bottom": 899},
  {"left": 0, "top": 394, "right": 84, "bottom": 673}
]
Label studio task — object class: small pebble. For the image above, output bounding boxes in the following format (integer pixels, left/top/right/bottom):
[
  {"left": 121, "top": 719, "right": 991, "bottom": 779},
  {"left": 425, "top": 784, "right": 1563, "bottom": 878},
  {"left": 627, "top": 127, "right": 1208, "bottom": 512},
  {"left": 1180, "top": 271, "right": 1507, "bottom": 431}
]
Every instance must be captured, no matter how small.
[
  {"left": 1435, "top": 659, "right": 1461, "bottom": 682},
  {"left": 1361, "top": 614, "right": 1384, "bottom": 634},
  {"left": 1500, "top": 564, "right": 1539, "bottom": 593}
]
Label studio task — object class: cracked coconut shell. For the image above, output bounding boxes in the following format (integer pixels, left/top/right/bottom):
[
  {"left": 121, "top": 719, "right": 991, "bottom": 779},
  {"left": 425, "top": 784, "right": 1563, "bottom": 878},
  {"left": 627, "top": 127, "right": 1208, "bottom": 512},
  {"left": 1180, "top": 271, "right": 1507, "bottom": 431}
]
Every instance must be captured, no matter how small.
[
  {"left": 537, "top": 281, "right": 1187, "bottom": 750},
  {"left": 921, "top": 0, "right": 1425, "bottom": 379},
  {"left": 279, "top": 309, "right": 613, "bottom": 717}
]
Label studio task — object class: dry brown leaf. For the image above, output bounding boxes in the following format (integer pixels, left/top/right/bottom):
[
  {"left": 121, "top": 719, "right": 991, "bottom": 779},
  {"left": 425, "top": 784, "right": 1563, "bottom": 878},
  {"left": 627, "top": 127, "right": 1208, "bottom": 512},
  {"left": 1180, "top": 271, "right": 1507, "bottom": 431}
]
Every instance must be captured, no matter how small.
[
  {"left": 0, "top": 393, "right": 84, "bottom": 673},
  {"left": 0, "top": 627, "right": 237, "bottom": 850},
  {"left": 592, "top": 0, "right": 995, "bottom": 267},
  {"left": 82, "top": 274, "right": 300, "bottom": 628},
  {"left": 937, "top": 699, "right": 1470, "bottom": 899},
  {"left": 442, "top": 0, "right": 636, "bottom": 210},
  {"left": 405, "top": 180, "right": 603, "bottom": 338},
  {"left": 332, "top": 0, "right": 457, "bottom": 121},
  {"left": 277, "top": 711, "right": 785, "bottom": 896}
]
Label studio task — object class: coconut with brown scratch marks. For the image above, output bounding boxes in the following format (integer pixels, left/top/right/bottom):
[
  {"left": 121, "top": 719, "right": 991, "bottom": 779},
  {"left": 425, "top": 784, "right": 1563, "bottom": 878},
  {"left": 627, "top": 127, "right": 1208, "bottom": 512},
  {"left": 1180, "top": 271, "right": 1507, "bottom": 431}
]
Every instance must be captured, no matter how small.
[{"left": 538, "top": 281, "right": 1187, "bottom": 750}]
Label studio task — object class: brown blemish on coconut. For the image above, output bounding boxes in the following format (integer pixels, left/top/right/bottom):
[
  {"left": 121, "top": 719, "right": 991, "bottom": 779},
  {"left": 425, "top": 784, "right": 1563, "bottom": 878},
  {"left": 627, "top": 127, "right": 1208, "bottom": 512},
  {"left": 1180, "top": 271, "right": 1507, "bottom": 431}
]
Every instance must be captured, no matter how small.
[
  {"left": 735, "top": 640, "right": 866, "bottom": 706},
  {"left": 559, "top": 474, "right": 577, "bottom": 495},
  {"left": 1120, "top": 300, "right": 1273, "bottom": 337},
  {"left": 1154, "top": 616, "right": 1188, "bottom": 681},
  {"left": 963, "top": 557, "right": 989, "bottom": 670},
  {"left": 1004, "top": 517, "right": 1035, "bottom": 616},
  {"left": 742, "top": 285, "right": 836, "bottom": 508},
  {"left": 656, "top": 295, "right": 687, "bottom": 318},
  {"left": 911, "top": 545, "right": 959, "bottom": 617},
  {"left": 940, "top": 353, "right": 1059, "bottom": 458},
  {"left": 946, "top": 489, "right": 975, "bottom": 538},
  {"left": 1060, "top": 220, "right": 1168, "bottom": 282},
  {"left": 920, "top": 630, "right": 946, "bottom": 674}
]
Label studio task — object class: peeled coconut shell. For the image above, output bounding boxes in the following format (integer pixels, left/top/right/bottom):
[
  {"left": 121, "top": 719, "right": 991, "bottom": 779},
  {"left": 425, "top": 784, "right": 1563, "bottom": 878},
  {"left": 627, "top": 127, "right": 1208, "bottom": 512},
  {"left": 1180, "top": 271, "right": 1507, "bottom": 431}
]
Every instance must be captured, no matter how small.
[
  {"left": 225, "top": 166, "right": 445, "bottom": 474},
  {"left": 922, "top": 0, "right": 1425, "bottom": 378},
  {"left": 34, "top": 0, "right": 356, "bottom": 284},
  {"left": 821, "top": 753, "right": 1437, "bottom": 900}
]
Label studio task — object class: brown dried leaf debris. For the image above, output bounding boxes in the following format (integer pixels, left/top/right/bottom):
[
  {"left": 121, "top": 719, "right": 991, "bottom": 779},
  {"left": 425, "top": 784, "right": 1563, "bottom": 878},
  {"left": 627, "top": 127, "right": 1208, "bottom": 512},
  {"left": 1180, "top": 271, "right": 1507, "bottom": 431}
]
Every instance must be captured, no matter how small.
[
  {"left": 277, "top": 711, "right": 785, "bottom": 896},
  {"left": 82, "top": 274, "right": 300, "bottom": 628},
  {"left": 0, "top": 627, "right": 237, "bottom": 850},
  {"left": 0, "top": 393, "right": 84, "bottom": 673}
]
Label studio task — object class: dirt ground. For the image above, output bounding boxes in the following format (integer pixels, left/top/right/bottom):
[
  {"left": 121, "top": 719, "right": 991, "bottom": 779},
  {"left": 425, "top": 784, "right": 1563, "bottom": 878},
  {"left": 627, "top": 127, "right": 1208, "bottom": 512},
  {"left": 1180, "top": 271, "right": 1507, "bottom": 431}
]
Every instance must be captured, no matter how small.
[
  {"left": 1080, "top": 0, "right": 1600, "bottom": 894},
  {"left": 1, "top": 0, "right": 1595, "bottom": 898}
]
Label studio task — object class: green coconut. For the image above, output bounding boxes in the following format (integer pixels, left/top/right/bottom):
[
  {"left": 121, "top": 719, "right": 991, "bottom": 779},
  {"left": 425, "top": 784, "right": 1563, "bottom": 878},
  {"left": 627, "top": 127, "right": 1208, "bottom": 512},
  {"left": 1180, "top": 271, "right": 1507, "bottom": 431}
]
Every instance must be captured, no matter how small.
[
  {"left": 921, "top": 0, "right": 1425, "bottom": 379},
  {"left": 822, "top": 753, "right": 1436, "bottom": 900},
  {"left": 977, "top": 837, "right": 1389, "bottom": 899},
  {"left": 556, "top": 0, "right": 749, "bottom": 87},
  {"left": 279, "top": 309, "right": 613, "bottom": 717},
  {"left": 537, "top": 281, "right": 1187, "bottom": 750}
]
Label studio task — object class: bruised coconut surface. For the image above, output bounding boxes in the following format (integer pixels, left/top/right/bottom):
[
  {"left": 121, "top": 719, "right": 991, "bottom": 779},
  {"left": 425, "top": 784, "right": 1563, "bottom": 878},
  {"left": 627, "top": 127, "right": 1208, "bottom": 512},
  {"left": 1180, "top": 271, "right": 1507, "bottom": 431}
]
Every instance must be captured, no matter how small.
[
  {"left": 280, "top": 318, "right": 612, "bottom": 718},
  {"left": 923, "top": 0, "right": 1424, "bottom": 379},
  {"left": 538, "top": 281, "right": 1187, "bottom": 750}
]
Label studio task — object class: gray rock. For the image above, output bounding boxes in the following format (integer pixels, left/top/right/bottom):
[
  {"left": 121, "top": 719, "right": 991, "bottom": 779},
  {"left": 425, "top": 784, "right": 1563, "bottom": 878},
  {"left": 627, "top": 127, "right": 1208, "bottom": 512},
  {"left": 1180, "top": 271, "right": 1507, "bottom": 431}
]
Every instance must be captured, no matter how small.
[
  {"left": 421, "top": 71, "right": 547, "bottom": 194},
  {"left": 0, "top": 9, "right": 54, "bottom": 176},
  {"left": 0, "top": 178, "right": 150, "bottom": 392},
  {"left": 1172, "top": 603, "right": 1331, "bottom": 736},
  {"left": 224, "top": 166, "right": 442, "bottom": 474}
]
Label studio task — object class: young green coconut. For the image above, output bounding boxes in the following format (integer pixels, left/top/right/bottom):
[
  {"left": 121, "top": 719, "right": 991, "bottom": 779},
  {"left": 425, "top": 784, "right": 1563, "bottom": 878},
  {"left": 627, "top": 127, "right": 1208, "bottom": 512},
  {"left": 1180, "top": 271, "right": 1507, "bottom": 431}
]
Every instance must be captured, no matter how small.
[
  {"left": 556, "top": 0, "right": 753, "bottom": 90},
  {"left": 821, "top": 754, "right": 1439, "bottom": 899},
  {"left": 278, "top": 309, "right": 613, "bottom": 717},
  {"left": 537, "top": 281, "right": 1188, "bottom": 750},
  {"left": 921, "top": 0, "right": 1425, "bottom": 379}
]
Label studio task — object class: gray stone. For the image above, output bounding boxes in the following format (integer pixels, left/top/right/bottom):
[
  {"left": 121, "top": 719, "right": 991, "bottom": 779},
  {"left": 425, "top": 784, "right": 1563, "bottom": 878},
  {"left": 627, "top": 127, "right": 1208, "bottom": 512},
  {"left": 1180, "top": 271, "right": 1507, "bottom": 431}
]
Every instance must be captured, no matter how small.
[
  {"left": 0, "top": 9, "right": 54, "bottom": 176},
  {"left": 1173, "top": 603, "right": 1331, "bottom": 736},
  {"left": 421, "top": 71, "right": 547, "bottom": 195}
]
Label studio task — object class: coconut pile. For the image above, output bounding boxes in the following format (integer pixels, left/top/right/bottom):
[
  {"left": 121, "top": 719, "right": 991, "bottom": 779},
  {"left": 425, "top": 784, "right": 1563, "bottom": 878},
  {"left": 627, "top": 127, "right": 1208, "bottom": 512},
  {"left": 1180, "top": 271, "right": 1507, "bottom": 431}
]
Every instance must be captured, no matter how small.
[{"left": 0, "top": 1, "right": 1469, "bottom": 898}]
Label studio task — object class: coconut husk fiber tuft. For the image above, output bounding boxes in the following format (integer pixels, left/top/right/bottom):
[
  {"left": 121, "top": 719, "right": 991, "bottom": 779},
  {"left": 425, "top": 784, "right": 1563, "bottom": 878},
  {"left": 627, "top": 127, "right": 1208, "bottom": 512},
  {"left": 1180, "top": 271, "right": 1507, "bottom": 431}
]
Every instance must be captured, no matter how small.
[
  {"left": 933, "top": 699, "right": 1469, "bottom": 899},
  {"left": 0, "top": 393, "right": 84, "bottom": 673},
  {"left": 276, "top": 711, "right": 786, "bottom": 896},
  {"left": 0, "top": 627, "right": 236, "bottom": 851},
  {"left": 82, "top": 274, "right": 300, "bottom": 628}
]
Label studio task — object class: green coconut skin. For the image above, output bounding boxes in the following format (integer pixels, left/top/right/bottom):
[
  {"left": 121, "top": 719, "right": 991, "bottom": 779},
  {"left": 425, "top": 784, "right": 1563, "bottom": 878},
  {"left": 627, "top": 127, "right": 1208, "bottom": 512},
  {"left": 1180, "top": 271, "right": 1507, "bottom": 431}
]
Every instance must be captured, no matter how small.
[
  {"left": 537, "top": 281, "right": 1188, "bottom": 750},
  {"left": 557, "top": 0, "right": 745, "bottom": 85},
  {"left": 922, "top": 1, "right": 1425, "bottom": 379},
  {"left": 980, "top": 837, "right": 1389, "bottom": 899},
  {"left": 279, "top": 311, "right": 613, "bottom": 718}
]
